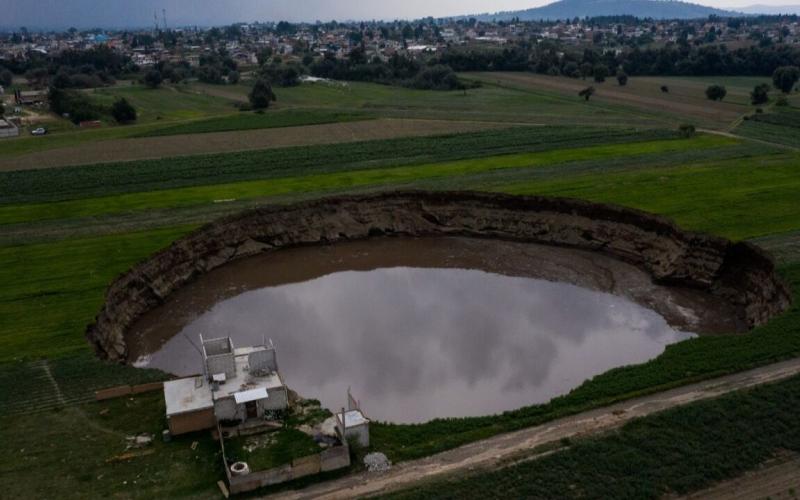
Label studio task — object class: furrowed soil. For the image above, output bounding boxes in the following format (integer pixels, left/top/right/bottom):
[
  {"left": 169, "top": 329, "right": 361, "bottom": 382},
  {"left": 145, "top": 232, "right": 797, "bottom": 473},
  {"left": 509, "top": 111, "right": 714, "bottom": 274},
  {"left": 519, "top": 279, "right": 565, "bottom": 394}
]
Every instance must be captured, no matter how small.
[{"left": 0, "top": 118, "right": 507, "bottom": 171}]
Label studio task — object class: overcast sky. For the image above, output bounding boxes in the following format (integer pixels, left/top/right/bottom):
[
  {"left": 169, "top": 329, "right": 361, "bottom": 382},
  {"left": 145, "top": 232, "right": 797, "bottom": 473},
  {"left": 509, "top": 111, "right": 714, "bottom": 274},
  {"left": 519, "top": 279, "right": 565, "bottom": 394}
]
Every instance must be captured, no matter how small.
[{"left": 3, "top": 0, "right": 799, "bottom": 29}]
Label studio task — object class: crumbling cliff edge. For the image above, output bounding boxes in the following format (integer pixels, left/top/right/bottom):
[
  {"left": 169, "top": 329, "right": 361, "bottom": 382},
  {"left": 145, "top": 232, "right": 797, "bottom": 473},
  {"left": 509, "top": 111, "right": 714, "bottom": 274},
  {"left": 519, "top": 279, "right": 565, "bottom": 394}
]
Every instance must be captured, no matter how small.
[{"left": 87, "top": 191, "right": 792, "bottom": 361}]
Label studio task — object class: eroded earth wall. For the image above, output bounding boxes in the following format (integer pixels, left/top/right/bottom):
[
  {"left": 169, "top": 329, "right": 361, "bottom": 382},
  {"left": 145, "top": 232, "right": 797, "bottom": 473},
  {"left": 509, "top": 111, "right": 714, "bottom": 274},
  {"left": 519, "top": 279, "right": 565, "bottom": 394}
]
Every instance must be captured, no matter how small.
[{"left": 87, "top": 191, "right": 792, "bottom": 360}]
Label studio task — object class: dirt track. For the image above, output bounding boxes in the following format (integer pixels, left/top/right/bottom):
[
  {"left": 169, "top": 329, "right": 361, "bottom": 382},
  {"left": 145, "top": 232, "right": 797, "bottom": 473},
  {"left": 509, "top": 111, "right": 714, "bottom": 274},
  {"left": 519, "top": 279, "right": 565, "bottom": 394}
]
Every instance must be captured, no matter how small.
[
  {"left": 0, "top": 119, "right": 506, "bottom": 171},
  {"left": 270, "top": 357, "right": 800, "bottom": 499}
]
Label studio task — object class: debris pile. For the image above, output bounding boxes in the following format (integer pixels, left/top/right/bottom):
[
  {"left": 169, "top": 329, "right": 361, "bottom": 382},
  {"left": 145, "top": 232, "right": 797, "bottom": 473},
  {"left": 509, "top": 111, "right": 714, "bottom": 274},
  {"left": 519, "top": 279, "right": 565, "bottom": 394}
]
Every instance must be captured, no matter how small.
[{"left": 364, "top": 452, "right": 391, "bottom": 473}]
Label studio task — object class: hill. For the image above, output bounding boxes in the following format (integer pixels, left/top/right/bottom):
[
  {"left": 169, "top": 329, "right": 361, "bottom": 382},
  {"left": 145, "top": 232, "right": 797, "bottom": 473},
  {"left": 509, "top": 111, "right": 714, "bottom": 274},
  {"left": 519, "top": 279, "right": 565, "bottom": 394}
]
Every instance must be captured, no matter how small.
[
  {"left": 738, "top": 4, "right": 800, "bottom": 14},
  {"left": 470, "top": 0, "right": 739, "bottom": 20}
]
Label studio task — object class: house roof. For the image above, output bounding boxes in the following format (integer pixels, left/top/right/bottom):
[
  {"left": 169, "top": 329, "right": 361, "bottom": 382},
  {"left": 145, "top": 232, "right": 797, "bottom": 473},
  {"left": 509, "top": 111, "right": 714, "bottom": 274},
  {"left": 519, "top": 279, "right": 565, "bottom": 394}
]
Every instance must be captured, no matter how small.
[{"left": 164, "top": 376, "right": 214, "bottom": 417}]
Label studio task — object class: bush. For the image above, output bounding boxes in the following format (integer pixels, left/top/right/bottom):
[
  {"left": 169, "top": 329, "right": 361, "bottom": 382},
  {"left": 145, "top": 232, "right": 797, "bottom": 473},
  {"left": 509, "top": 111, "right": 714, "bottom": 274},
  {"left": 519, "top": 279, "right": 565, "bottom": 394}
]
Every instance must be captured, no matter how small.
[
  {"left": 144, "top": 69, "right": 162, "bottom": 89},
  {"left": 773, "top": 66, "right": 800, "bottom": 94},
  {"left": 616, "top": 70, "right": 628, "bottom": 86},
  {"left": 48, "top": 86, "right": 103, "bottom": 124},
  {"left": 751, "top": 83, "right": 770, "bottom": 105},
  {"left": 0, "top": 69, "right": 12, "bottom": 87},
  {"left": 678, "top": 124, "right": 696, "bottom": 138},
  {"left": 705, "top": 84, "right": 727, "bottom": 101},
  {"left": 249, "top": 78, "right": 276, "bottom": 110},
  {"left": 776, "top": 95, "right": 789, "bottom": 107},
  {"left": 110, "top": 98, "right": 137, "bottom": 124},
  {"left": 227, "top": 70, "right": 240, "bottom": 85},
  {"left": 410, "top": 65, "right": 463, "bottom": 91},
  {"left": 593, "top": 64, "right": 609, "bottom": 83}
]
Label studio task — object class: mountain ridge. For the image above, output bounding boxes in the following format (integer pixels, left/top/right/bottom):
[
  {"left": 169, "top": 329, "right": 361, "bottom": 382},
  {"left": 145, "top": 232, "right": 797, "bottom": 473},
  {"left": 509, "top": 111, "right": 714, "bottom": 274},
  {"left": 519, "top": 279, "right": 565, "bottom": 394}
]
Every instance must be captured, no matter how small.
[{"left": 465, "top": 0, "right": 741, "bottom": 21}]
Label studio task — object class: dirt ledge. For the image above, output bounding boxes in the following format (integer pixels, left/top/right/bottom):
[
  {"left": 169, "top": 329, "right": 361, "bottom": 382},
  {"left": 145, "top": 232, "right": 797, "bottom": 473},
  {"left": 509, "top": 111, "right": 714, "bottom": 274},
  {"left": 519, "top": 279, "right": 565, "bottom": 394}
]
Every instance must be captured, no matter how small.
[{"left": 86, "top": 191, "right": 792, "bottom": 361}]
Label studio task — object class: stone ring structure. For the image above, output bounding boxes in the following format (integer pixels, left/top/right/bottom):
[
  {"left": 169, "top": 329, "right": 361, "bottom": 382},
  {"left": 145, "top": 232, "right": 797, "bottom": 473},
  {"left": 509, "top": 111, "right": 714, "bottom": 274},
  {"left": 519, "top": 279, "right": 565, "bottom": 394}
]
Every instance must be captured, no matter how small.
[{"left": 87, "top": 191, "right": 792, "bottom": 361}]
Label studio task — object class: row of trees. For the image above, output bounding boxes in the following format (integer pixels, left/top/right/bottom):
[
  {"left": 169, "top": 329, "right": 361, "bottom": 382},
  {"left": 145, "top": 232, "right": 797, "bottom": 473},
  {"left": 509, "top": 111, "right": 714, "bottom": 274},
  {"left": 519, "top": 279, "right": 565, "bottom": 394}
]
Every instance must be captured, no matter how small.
[
  {"left": 438, "top": 43, "right": 800, "bottom": 80},
  {"left": 308, "top": 51, "right": 464, "bottom": 91}
]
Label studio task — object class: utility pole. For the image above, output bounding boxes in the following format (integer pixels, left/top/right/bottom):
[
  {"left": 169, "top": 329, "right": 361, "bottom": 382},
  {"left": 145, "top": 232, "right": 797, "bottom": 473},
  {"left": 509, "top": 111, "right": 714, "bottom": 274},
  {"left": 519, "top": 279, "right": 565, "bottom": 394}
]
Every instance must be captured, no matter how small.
[{"left": 162, "top": 9, "right": 167, "bottom": 31}]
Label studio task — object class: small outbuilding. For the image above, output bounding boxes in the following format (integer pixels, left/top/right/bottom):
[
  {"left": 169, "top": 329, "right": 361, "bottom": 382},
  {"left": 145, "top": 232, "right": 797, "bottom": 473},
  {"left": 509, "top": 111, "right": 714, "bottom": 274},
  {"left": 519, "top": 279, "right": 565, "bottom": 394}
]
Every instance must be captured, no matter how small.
[{"left": 336, "top": 389, "right": 370, "bottom": 448}]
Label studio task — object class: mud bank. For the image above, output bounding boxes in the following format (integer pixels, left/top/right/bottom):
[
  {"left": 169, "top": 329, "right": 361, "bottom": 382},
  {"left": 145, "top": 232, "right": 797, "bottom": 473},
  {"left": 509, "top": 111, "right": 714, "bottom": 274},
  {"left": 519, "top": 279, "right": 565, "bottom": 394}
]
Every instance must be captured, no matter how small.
[{"left": 87, "top": 191, "right": 792, "bottom": 361}]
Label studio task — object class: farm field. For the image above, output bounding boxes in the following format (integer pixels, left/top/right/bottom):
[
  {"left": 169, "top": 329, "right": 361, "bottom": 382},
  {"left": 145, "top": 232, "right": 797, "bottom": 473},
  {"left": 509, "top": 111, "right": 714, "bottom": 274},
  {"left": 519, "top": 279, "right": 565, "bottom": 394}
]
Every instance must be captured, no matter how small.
[
  {"left": 1, "top": 97, "right": 800, "bottom": 496},
  {"left": 0, "top": 76, "right": 672, "bottom": 165},
  {"left": 463, "top": 72, "right": 757, "bottom": 128},
  {"left": 0, "top": 118, "right": 506, "bottom": 170}
]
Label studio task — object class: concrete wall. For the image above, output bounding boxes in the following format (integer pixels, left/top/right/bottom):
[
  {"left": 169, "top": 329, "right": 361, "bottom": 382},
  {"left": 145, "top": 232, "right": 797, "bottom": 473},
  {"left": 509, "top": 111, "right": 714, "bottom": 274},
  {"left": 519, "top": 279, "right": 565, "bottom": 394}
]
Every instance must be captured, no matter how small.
[
  {"left": 249, "top": 349, "right": 277, "bottom": 372},
  {"left": 214, "top": 397, "right": 243, "bottom": 421},
  {"left": 227, "top": 445, "right": 351, "bottom": 494},
  {"left": 206, "top": 353, "right": 235, "bottom": 379},
  {"left": 344, "top": 423, "right": 370, "bottom": 448},
  {"left": 0, "top": 126, "right": 19, "bottom": 138},
  {"left": 168, "top": 408, "right": 216, "bottom": 435},
  {"left": 87, "top": 192, "right": 793, "bottom": 361},
  {"left": 262, "top": 387, "right": 288, "bottom": 411}
]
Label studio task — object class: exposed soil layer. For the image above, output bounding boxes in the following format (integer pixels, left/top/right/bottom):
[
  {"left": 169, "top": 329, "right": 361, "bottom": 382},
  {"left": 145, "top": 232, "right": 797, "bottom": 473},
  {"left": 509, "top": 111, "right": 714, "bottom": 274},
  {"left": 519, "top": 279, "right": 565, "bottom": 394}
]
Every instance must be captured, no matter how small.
[{"left": 87, "top": 191, "right": 792, "bottom": 361}]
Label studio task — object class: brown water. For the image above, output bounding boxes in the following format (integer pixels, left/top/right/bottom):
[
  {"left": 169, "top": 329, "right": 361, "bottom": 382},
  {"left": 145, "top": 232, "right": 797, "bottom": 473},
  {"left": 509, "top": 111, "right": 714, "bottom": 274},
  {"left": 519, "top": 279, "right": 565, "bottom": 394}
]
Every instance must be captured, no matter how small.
[{"left": 128, "top": 237, "right": 745, "bottom": 423}]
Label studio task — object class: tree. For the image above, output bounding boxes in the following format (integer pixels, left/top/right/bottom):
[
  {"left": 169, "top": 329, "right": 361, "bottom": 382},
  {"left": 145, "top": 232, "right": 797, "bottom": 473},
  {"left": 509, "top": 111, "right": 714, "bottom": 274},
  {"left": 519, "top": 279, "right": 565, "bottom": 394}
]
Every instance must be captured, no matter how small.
[
  {"left": 772, "top": 66, "right": 800, "bottom": 94},
  {"left": 25, "top": 68, "right": 49, "bottom": 88},
  {"left": 227, "top": 70, "right": 240, "bottom": 84},
  {"left": 578, "top": 86, "right": 595, "bottom": 101},
  {"left": 144, "top": 69, "right": 163, "bottom": 89},
  {"left": 579, "top": 62, "right": 593, "bottom": 80},
  {"left": 248, "top": 78, "right": 276, "bottom": 110},
  {"left": 678, "top": 124, "right": 696, "bottom": 138},
  {"left": 705, "top": 84, "right": 727, "bottom": 101},
  {"left": 750, "top": 83, "right": 770, "bottom": 106},
  {"left": 0, "top": 69, "right": 12, "bottom": 87},
  {"left": 111, "top": 97, "right": 137, "bottom": 124},
  {"left": 593, "top": 64, "right": 609, "bottom": 83},
  {"left": 616, "top": 70, "right": 628, "bottom": 87}
]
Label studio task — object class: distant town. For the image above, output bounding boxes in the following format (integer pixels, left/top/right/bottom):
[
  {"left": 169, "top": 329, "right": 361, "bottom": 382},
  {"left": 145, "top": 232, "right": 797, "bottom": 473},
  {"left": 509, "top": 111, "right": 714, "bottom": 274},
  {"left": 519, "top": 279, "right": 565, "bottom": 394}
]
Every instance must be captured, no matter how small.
[{"left": 1, "top": 15, "right": 798, "bottom": 78}]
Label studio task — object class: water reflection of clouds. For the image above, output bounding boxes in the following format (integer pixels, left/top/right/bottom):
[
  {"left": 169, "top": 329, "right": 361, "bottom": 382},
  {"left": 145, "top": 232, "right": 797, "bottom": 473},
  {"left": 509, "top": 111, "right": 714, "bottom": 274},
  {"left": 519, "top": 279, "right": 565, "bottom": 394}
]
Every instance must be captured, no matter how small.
[{"left": 146, "top": 267, "right": 693, "bottom": 422}]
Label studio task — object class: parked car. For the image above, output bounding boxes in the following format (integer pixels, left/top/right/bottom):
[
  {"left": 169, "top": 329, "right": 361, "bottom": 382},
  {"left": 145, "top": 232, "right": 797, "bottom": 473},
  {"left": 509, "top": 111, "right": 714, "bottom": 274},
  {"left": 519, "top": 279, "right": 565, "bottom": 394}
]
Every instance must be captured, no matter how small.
[{"left": 31, "top": 127, "right": 47, "bottom": 136}]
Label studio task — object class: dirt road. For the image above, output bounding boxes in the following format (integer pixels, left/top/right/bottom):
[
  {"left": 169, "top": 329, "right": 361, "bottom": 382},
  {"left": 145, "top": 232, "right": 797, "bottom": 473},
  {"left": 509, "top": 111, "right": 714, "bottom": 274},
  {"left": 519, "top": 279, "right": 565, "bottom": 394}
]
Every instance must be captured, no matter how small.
[
  {"left": 0, "top": 118, "right": 506, "bottom": 171},
  {"left": 271, "top": 357, "right": 800, "bottom": 499}
]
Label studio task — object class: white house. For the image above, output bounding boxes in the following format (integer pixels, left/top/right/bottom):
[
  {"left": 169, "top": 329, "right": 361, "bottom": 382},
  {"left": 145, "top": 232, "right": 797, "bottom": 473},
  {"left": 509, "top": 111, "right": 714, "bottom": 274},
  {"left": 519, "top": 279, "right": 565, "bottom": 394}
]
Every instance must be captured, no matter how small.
[{"left": 163, "top": 336, "right": 288, "bottom": 435}]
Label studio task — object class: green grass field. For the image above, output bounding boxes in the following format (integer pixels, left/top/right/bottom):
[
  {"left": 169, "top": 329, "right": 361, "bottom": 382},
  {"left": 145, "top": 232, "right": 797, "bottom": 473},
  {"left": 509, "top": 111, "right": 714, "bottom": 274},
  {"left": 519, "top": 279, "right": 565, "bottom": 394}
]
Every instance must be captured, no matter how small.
[
  {"left": 1, "top": 112, "right": 800, "bottom": 497},
  {"left": 0, "top": 76, "right": 675, "bottom": 161}
]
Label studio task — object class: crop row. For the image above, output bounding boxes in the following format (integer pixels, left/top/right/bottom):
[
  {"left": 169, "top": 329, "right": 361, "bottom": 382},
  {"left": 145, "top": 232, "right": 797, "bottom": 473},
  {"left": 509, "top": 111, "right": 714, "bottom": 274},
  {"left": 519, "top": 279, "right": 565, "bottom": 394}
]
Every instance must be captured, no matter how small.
[{"left": 0, "top": 126, "right": 677, "bottom": 205}]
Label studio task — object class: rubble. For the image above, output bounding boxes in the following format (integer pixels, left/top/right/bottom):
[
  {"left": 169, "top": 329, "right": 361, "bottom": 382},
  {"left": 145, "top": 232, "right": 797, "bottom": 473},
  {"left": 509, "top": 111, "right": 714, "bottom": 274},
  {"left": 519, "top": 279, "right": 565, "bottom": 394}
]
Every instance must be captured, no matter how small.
[{"left": 364, "top": 452, "right": 391, "bottom": 473}]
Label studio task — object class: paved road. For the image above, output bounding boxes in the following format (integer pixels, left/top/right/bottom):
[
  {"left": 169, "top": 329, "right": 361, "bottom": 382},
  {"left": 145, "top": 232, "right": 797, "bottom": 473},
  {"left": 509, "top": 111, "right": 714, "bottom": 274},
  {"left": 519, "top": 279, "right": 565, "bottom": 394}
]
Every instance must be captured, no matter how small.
[{"left": 271, "top": 357, "right": 800, "bottom": 499}]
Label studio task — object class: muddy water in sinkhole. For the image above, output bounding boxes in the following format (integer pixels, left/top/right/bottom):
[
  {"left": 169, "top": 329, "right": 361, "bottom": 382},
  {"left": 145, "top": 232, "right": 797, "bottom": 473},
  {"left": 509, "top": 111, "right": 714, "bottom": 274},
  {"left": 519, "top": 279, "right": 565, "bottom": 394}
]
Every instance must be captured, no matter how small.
[{"left": 128, "top": 237, "right": 746, "bottom": 423}]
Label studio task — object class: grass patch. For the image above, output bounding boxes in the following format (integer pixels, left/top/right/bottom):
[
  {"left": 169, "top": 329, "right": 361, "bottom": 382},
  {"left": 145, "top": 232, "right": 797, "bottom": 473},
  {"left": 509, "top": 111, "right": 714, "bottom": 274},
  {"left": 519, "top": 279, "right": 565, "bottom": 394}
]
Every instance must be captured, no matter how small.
[
  {"left": 0, "top": 135, "right": 731, "bottom": 225},
  {"left": 225, "top": 429, "right": 321, "bottom": 471},
  {"left": 384, "top": 372, "right": 800, "bottom": 499},
  {"left": 497, "top": 152, "right": 800, "bottom": 241},
  {"left": 0, "top": 391, "right": 222, "bottom": 499},
  {"left": 0, "top": 226, "right": 195, "bottom": 361},
  {"left": 134, "top": 110, "right": 370, "bottom": 138},
  {"left": 736, "top": 108, "right": 800, "bottom": 148}
]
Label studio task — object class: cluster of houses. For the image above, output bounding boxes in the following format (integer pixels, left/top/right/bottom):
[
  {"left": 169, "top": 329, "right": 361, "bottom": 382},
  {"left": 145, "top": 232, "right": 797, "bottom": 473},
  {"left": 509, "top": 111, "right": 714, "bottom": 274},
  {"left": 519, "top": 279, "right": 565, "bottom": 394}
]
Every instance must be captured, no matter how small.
[{"left": 2, "top": 17, "right": 797, "bottom": 72}]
